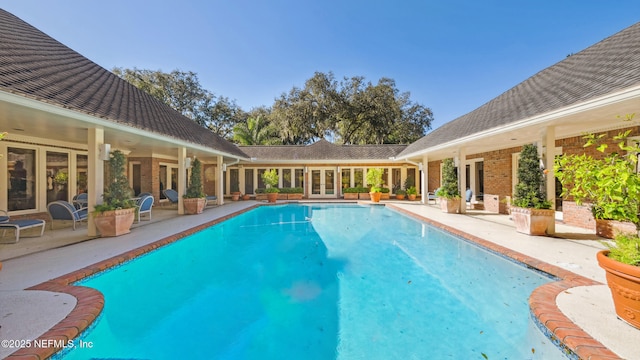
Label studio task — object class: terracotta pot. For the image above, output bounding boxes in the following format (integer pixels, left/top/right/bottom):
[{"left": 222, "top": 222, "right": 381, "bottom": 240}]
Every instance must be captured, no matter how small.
[
  {"left": 597, "top": 250, "right": 640, "bottom": 329},
  {"left": 93, "top": 208, "right": 135, "bottom": 237},
  {"left": 183, "top": 197, "right": 206, "bottom": 214},
  {"left": 439, "top": 198, "right": 460, "bottom": 213},
  {"left": 596, "top": 219, "right": 636, "bottom": 239},
  {"left": 266, "top": 192, "right": 278, "bottom": 203},
  {"left": 369, "top": 192, "right": 382, "bottom": 203},
  {"left": 344, "top": 193, "right": 358, "bottom": 200},
  {"left": 231, "top": 192, "right": 240, "bottom": 201},
  {"left": 408, "top": 194, "right": 417, "bottom": 201},
  {"left": 395, "top": 194, "right": 405, "bottom": 200},
  {"left": 242, "top": 194, "right": 251, "bottom": 201},
  {"left": 511, "top": 206, "right": 554, "bottom": 235}
]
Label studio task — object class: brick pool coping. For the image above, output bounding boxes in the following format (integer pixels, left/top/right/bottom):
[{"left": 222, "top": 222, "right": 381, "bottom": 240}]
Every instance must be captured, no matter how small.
[{"left": 6, "top": 203, "right": 621, "bottom": 359}]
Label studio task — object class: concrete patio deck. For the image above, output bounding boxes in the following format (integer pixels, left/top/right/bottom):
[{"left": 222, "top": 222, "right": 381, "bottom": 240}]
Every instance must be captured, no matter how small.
[{"left": 0, "top": 200, "right": 638, "bottom": 359}]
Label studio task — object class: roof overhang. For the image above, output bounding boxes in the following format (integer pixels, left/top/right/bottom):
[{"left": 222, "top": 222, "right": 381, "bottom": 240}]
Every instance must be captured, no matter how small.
[
  {"left": 0, "top": 90, "right": 249, "bottom": 162},
  {"left": 400, "top": 84, "right": 640, "bottom": 162}
]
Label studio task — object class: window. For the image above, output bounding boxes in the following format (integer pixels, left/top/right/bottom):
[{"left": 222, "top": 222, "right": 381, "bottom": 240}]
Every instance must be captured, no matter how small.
[
  {"left": 8, "top": 147, "right": 36, "bottom": 211},
  {"left": 77, "top": 154, "right": 88, "bottom": 195},
  {"left": 294, "top": 169, "right": 304, "bottom": 188},
  {"left": 46, "top": 151, "right": 69, "bottom": 203},
  {"left": 354, "top": 168, "right": 363, "bottom": 187},
  {"left": 283, "top": 169, "right": 292, "bottom": 188},
  {"left": 245, "top": 169, "right": 254, "bottom": 194},
  {"left": 341, "top": 168, "right": 351, "bottom": 193}
]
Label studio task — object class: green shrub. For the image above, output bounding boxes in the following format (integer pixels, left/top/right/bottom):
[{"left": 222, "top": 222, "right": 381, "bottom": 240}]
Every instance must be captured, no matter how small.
[
  {"left": 436, "top": 158, "right": 460, "bottom": 199},
  {"left": 604, "top": 234, "right": 640, "bottom": 266},
  {"left": 513, "top": 144, "right": 551, "bottom": 209}
]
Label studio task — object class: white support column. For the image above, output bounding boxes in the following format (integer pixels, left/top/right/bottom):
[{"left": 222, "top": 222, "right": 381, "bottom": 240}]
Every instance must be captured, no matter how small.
[
  {"left": 421, "top": 154, "right": 429, "bottom": 204},
  {"left": 87, "top": 128, "right": 104, "bottom": 236},
  {"left": 458, "top": 148, "right": 467, "bottom": 214},
  {"left": 542, "top": 126, "right": 556, "bottom": 234},
  {"left": 177, "top": 147, "right": 186, "bottom": 215},
  {"left": 217, "top": 155, "right": 224, "bottom": 205}
]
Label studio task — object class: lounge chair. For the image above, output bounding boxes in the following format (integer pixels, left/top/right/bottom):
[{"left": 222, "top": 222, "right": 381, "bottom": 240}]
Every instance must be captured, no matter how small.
[
  {"left": 162, "top": 189, "right": 179, "bottom": 204},
  {"left": 136, "top": 194, "right": 154, "bottom": 223},
  {"left": 0, "top": 210, "right": 45, "bottom": 243},
  {"left": 47, "top": 200, "right": 88, "bottom": 230}
]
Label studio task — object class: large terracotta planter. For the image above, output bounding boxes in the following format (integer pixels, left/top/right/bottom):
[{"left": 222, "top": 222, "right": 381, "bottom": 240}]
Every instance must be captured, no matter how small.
[
  {"left": 395, "top": 194, "right": 405, "bottom": 200},
  {"left": 358, "top": 192, "right": 370, "bottom": 200},
  {"left": 407, "top": 194, "right": 417, "bottom": 201},
  {"left": 369, "top": 192, "right": 382, "bottom": 203},
  {"left": 439, "top": 198, "right": 460, "bottom": 213},
  {"left": 255, "top": 193, "right": 267, "bottom": 201},
  {"left": 287, "top": 193, "right": 303, "bottom": 200},
  {"left": 266, "top": 192, "right": 278, "bottom": 203},
  {"left": 597, "top": 250, "right": 640, "bottom": 329},
  {"left": 511, "top": 206, "right": 554, "bottom": 235},
  {"left": 93, "top": 208, "right": 135, "bottom": 237},
  {"left": 596, "top": 219, "right": 636, "bottom": 239},
  {"left": 183, "top": 197, "right": 206, "bottom": 215}
]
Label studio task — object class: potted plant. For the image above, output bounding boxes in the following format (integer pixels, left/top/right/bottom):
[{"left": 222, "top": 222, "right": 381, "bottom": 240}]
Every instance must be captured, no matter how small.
[
  {"left": 436, "top": 158, "right": 461, "bottom": 213},
  {"left": 511, "top": 144, "right": 555, "bottom": 235},
  {"left": 406, "top": 186, "right": 417, "bottom": 201},
  {"left": 597, "top": 234, "right": 640, "bottom": 329},
  {"left": 366, "top": 168, "right": 384, "bottom": 203},
  {"left": 231, "top": 180, "right": 241, "bottom": 201},
  {"left": 357, "top": 186, "right": 370, "bottom": 200},
  {"left": 343, "top": 187, "right": 359, "bottom": 200},
  {"left": 242, "top": 193, "right": 251, "bottom": 200},
  {"left": 511, "top": 144, "right": 554, "bottom": 235},
  {"left": 183, "top": 158, "right": 206, "bottom": 214},
  {"left": 555, "top": 117, "right": 640, "bottom": 238},
  {"left": 93, "top": 150, "right": 136, "bottom": 237},
  {"left": 380, "top": 187, "right": 390, "bottom": 200},
  {"left": 395, "top": 188, "right": 406, "bottom": 200},
  {"left": 262, "top": 169, "right": 280, "bottom": 203}
]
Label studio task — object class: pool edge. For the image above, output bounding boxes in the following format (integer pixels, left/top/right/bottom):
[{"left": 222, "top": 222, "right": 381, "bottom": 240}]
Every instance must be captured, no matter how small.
[
  {"left": 6, "top": 202, "right": 621, "bottom": 360},
  {"left": 387, "top": 204, "right": 620, "bottom": 360},
  {"left": 5, "top": 204, "right": 260, "bottom": 360}
]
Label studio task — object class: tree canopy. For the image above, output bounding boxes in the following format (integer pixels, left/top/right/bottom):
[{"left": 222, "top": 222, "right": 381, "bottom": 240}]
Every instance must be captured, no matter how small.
[
  {"left": 114, "top": 68, "right": 433, "bottom": 145},
  {"left": 271, "top": 72, "right": 433, "bottom": 144},
  {"left": 112, "top": 67, "right": 245, "bottom": 140}
]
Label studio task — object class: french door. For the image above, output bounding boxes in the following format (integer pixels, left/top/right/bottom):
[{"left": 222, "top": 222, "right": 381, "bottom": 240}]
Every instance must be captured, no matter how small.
[{"left": 310, "top": 168, "right": 336, "bottom": 198}]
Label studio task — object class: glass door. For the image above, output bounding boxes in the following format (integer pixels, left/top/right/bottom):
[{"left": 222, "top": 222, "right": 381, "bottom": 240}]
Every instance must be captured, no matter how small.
[{"left": 310, "top": 168, "right": 336, "bottom": 198}]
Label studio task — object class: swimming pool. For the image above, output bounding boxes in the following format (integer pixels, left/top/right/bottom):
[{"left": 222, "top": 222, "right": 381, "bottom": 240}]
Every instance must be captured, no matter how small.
[{"left": 60, "top": 204, "right": 564, "bottom": 359}]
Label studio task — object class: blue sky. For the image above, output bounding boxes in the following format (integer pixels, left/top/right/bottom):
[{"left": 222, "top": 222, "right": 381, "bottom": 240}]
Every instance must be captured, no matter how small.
[{"left": 3, "top": 1, "right": 640, "bottom": 131}]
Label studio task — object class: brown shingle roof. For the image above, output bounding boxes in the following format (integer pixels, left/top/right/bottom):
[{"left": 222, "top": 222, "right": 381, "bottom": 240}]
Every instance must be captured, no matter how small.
[
  {"left": 240, "top": 139, "right": 407, "bottom": 161},
  {"left": 0, "top": 9, "right": 247, "bottom": 159},
  {"left": 399, "top": 21, "right": 640, "bottom": 158}
]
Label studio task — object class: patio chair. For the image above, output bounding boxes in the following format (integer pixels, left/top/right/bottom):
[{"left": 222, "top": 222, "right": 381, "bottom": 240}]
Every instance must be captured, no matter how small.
[
  {"left": 47, "top": 200, "right": 88, "bottom": 230},
  {"left": 72, "top": 192, "right": 88, "bottom": 209},
  {"left": 427, "top": 188, "right": 439, "bottom": 204},
  {"left": 466, "top": 188, "right": 479, "bottom": 209},
  {"left": 0, "top": 210, "right": 46, "bottom": 244},
  {"left": 136, "top": 194, "right": 154, "bottom": 223},
  {"left": 162, "top": 189, "right": 179, "bottom": 204},
  {"left": 206, "top": 194, "right": 217, "bottom": 206}
]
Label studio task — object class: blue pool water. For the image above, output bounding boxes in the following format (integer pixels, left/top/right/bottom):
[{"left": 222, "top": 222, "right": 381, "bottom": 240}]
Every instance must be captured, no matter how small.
[{"left": 61, "top": 204, "right": 563, "bottom": 359}]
